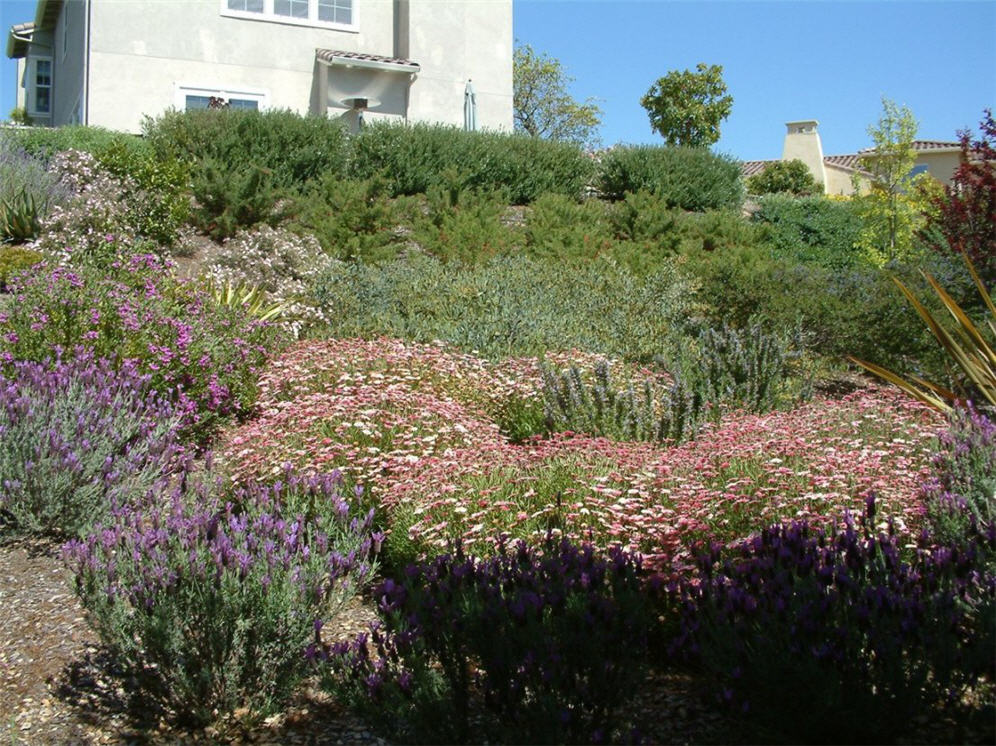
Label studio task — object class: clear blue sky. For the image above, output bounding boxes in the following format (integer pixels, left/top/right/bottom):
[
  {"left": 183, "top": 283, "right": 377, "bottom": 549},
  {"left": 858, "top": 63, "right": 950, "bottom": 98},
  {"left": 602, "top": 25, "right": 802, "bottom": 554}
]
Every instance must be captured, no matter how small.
[{"left": 2, "top": 0, "right": 994, "bottom": 160}]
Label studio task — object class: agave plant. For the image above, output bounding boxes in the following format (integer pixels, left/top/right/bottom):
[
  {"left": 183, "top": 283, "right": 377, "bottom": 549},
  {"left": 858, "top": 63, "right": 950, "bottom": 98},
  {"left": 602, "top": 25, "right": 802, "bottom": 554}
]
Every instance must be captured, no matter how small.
[
  {"left": 851, "top": 252, "right": 996, "bottom": 412},
  {"left": 0, "top": 188, "right": 45, "bottom": 244}
]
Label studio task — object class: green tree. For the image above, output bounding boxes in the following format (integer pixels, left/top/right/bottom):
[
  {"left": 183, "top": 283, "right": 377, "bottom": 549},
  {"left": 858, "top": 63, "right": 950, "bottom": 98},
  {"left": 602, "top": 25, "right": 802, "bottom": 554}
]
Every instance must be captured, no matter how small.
[
  {"left": 854, "top": 98, "right": 924, "bottom": 263},
  {"left": 513, "top": 44, "right": 602, "bottom": 148},
  {"left": 747, "top": 159, "right": 820, "bottom": 196},
  {"left": 640, "top": 63, "right": 733, "bottom": 147}
]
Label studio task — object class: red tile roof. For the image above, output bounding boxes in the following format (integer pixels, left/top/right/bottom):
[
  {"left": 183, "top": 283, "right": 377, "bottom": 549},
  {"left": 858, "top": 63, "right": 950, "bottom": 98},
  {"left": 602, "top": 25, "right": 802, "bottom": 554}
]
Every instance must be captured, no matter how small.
[{"left": 741, "top": 159, "right": 776, "bottom": 178}]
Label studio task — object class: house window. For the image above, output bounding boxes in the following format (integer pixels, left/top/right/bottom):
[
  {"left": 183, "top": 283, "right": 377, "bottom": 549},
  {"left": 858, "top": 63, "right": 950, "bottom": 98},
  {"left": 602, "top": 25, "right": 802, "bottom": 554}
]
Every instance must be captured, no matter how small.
[
  {"left": 318, "top": 0, "right": 351, "bottom": 24},
  {"left": 176, "top": 84, "right": 268, "bottom": 112},
  {"left": 31, "top": 58, "right": 52, "bottom": 115},
  {"left": 221, "top": 0, "right": 355, "bottom": 29}
]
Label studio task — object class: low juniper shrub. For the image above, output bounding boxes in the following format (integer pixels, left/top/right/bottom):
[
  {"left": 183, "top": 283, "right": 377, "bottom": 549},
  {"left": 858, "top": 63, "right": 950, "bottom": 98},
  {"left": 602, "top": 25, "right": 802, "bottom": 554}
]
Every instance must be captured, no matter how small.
[
  {"left": 0, "top": 352, "right": 185, "bottom": 536},
  {"left": 667, "top": 495, "right": 996, "bottom": 744},
  {"left": 921, "top": 403, "right": 996, "bottom": 548},
  {"left": 541, "top": 358, "right": 706, "bottom": 445},
  {"left": 322, "top": 538, "right": 652, "bottom": 744},
  {"left": 64, "top": 467, "right": 378, "bottom": 727}
]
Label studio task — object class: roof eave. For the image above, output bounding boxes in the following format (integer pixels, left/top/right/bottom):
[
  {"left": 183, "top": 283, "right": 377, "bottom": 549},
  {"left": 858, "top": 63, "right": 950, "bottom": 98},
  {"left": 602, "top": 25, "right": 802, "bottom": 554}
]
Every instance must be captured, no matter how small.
[{"left": 6, "top": 23, "right": 35, "bottom": 59}]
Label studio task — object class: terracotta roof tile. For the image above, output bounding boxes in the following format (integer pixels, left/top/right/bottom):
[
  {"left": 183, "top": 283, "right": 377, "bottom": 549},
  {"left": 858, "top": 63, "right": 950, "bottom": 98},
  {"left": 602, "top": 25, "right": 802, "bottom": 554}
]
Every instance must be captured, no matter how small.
[
  {"left": 823, "top": 153, "right": 864, "bottom": 171},
  {"left": 316, "top": 49, "right": 419, "bottom": 69},
  {"left": 741, "top": 159, "right": 776, "bottom": 178}
]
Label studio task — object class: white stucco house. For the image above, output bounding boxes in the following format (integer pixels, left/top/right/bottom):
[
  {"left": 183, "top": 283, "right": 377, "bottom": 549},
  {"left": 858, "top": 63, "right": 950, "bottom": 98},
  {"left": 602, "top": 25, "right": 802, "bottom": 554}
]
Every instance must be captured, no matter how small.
[
  {"left": 743, "top": 120, "right": 962, "bottom": 196},
  {"left": 6, "top": 0, "right": 513, "bottom": 133}
]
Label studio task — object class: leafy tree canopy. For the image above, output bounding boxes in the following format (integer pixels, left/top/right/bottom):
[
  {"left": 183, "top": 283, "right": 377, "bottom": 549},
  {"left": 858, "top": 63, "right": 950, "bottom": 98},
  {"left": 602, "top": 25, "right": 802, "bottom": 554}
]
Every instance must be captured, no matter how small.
[
  {"left": 747, "top": 159, "right": 820, "bottom": 196},
  {"left": 513, "top": 44, "right": 602, "bottom": 149},
  {"left": 640, "top": 63, "right": 733, "bottom": 147}
]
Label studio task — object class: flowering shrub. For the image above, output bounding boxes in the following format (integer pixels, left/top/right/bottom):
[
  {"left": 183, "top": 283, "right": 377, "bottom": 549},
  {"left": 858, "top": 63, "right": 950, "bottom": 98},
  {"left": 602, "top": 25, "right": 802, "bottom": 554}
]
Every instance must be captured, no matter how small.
[
  {"left": 64, "top": 469, "right": 377, "bottom": 726},
  {"left": 667, "top": 496, "right": 996, "bottom": 743},
  {"left": 0, "top": 353, "right": 184, "bottom": 536},
  {"left": 322, "top": 538, "right": 651, "bottom": 744},
  {"left": 0, "top": 255, "right": 284, "bottom": 439},
  {"left": 202, "top": 225, "right": 335, "bottom": 336},
  {"left": 921, "top": 403, "right": 996, "bottom": 547},
  {"left": 28, "top": 149, "right": 147, "bottom": 263}
]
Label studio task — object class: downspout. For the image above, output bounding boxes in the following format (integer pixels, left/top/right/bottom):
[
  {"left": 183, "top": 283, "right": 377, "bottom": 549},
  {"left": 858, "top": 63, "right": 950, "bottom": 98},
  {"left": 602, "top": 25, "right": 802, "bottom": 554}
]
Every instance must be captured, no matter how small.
[{"left": 83, "top": 0, "right": 91, "bottom": 125}]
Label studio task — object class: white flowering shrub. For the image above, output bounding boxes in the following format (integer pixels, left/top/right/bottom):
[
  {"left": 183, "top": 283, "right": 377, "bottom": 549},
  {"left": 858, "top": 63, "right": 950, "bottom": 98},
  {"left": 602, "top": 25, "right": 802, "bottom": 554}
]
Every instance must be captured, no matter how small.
[
  {"left": 29, "top": 150, "right": 146, "bottom": 264},
  {"left": 203, "top": 225, "right": 338, "bottom": 336}
]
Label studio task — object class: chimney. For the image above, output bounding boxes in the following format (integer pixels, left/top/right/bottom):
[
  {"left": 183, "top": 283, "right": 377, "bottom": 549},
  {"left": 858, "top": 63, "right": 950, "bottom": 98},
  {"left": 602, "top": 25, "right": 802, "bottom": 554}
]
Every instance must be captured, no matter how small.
[{"left": 782, "top": 120, "right": 827, "bottom": 192}]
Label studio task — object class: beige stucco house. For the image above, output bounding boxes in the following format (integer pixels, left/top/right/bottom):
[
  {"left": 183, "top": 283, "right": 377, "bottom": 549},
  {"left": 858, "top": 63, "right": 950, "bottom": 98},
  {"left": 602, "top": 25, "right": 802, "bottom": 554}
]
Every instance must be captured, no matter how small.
[
  {"left": 744, "top": 120, "right": 962, "bottom": 196},
  {"left": 6, "top": 0, "right": 513, "bottom": 133}
]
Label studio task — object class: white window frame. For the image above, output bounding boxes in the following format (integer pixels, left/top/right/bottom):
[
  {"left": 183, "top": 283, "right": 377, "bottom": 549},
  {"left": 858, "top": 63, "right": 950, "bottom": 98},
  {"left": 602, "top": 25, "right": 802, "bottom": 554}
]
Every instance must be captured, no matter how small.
[
  {"left": 219, "top": 0, "right": 357, "bottom": 32},
  {"left": 29, "top": 56, "right": 53, "bottom": 117},
  {"left": 174, "top": 83, "right": 270, "bottom": 112}
]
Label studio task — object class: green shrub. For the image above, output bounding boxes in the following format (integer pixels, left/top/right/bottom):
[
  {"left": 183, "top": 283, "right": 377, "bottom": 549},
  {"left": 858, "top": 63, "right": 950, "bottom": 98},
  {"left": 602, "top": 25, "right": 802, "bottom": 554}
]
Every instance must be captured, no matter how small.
[
  {"left": 3, "top": 124, "right": 139, "bottom": 160},
  {"left": 312, "top": 252, "right": 694, "bottom": 361},
  {"left": 142, "top": 108, "right": 350, "bottom": 190},
  {"left": 348, "top": 122, "right": 595, "bottom": 204},
  {"left": 597, "top": 145, "right": 744, "bottom": 211},
  {"left": 746, "top": 159, "right": 820, "bottom": 196},
  {"left": 290, "top": 174, "right": 410, "bottom": 262},
  {"left": 0, "top": 246, "right": 43, "bottom": 289},
  {"left": 410, "top": 178, "right": 523, "bottom": 263},
  {"left": 752, "top": 194, "right": 864, "bottom": 269},
  {"left": 190, "top": 158, "right": 291, "bottom": 240}
]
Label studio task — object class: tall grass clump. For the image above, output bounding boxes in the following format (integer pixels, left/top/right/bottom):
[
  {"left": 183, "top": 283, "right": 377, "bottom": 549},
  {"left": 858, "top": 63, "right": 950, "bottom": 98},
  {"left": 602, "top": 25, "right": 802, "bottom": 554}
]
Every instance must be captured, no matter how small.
[
  {"left": 0, "top": 353, "right": 184, "bottom": 537},
  {"left": 64, "top": 469, "right": 377, "bottom": 727},
  {"left": 597, "top": 145, "right": 744, "bottom": 211},
  {"left": 348, "top": 122, "right": 595, "bottom": 204}
]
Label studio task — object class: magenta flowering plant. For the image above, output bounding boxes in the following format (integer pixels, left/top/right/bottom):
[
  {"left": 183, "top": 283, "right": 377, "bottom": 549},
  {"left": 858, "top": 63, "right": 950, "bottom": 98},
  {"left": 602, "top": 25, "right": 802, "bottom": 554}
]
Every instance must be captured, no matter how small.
[
  {"left": 0, "top": 254, "right": 285, "bottom": 440},
  {"left": 0, "top": 352, "right": 185, "bottom": 536},
  {"left": 63, "top": 467, "right": 377, "bottom": 727}
]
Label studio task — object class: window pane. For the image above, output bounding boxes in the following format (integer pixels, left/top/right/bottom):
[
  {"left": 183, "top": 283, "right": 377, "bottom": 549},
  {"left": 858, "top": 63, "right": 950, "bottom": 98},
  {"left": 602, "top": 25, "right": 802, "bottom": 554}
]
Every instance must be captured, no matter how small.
[
  {"left": 35, "top": 87, "right": 50, "bottom": 113},
  {"left": 274, "top": 0, "right": 308, "bottom": 18},
  {"left": 228, "top": 98, "right": 259, "bottom": 110},
  {"left": 228, "top": 0, "right": 263, "bottom": 11},
  {"left": 185, "top": 95, "right": 212, "bottom": 110},
  {"left": 318, "top": 0, "right": 351, "bottom": 24},
  {"left": 36, "top": 60, "right": 51, "bottom": 86}
]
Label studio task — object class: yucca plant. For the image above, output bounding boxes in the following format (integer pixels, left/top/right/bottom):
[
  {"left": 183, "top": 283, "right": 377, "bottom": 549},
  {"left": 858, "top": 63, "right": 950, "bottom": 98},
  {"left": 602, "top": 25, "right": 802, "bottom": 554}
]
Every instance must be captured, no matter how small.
[
  {"left": 851, "top": 252, "right": 996, "bottom": 412},
  {"left": 202, "top": 278, "right": 289, "bottom": 323}
]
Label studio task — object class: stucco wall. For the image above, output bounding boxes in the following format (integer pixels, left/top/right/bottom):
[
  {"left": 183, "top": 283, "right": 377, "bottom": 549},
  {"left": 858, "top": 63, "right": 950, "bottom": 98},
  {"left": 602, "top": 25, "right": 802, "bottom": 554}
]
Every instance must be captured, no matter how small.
[
  {"left": 87, "top": 0, "right": 391, "bottom": 132},
  {"left": 83, "top": 0, "right": 511, "bottom": 134},
  {"left": 915, "top": 151, "right": 961, "bottom": 185},
  {"left": 406, "top": 0, "right": 512, "bottom": 130},
  {"left": 823, "top": 165, "right": 867, "bottom": 196},
  {"left": 52, "top": 0, "right": 86, "bottom": 125}
]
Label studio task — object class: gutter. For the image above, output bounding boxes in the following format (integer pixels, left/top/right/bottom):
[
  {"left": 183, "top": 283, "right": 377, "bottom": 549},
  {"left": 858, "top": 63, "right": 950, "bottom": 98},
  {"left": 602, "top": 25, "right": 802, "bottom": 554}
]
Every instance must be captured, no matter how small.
[{"left": 83, "top": 0, "right": 91, "bottom": 125}]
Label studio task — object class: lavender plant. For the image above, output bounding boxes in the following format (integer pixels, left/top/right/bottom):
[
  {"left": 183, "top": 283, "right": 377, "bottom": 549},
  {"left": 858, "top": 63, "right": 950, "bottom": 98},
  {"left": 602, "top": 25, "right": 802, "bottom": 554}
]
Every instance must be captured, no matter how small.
[
  {"left": 668, "top": 496, "right": 996, "bottom": 743},
  {"left": 0, "top": 136, "right": 71, "bottom": 243},
  {"left": 64, "top": 468, "right": 377, "bottom": 727},
  {"left": 542, "top": 358, "right": 706, "bottom": 445},
  {"left": 921, "top": 403, "right": 996, "bottom": 548},
  {"left": 0, "top": 353, "right": 184, "bottom": 536},
  {"left": 323, "top": 538, "right": 652, "bottom": 744}
]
